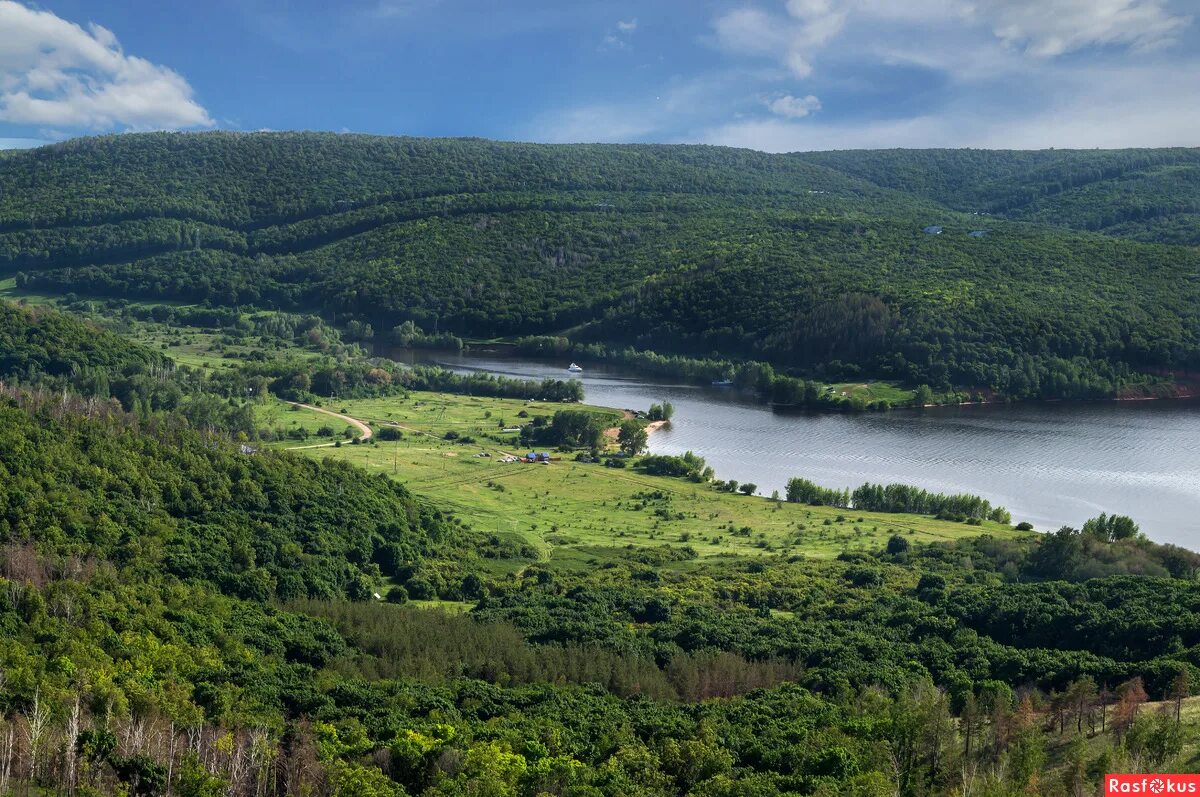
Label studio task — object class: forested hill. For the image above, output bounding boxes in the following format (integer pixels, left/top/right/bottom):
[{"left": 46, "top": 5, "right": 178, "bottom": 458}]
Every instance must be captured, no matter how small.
[
  {"left": 796, "top": 148, "right": 1200, "bottom": 244},
  {"left": 0, "top": 389, "right": 458, "bottom": 602},
  {"left": 0, "top": 300, "right": 169, "bottom": 383},
  {"left": 4, "top": 132, "right": 1200, "bottom": 399}
]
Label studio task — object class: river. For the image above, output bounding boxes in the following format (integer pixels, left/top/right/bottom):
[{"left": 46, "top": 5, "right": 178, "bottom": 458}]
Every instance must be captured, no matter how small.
[{"left": 401, "top": 350, "right": 1200, "bottom": 546}]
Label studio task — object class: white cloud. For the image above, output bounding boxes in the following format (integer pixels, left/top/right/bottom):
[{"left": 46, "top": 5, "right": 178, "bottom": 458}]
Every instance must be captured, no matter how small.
[
  {"left": 602, "top": 17, "right": 640, "bottom": 50},
  {"left": 694, "top": 62, "right": 1200, "bottom": 151},
  {"left": 0, "top": 1, "right": 212, "bottom": 131},
  {"left": 535, "top": 1, "right": 1198, "bottom": 151},
  {"left": 966, "top": 0, "right": 1191, "bottom": 57},
  {"left": 712, "top": 1, "right": 845, "bottom": 78},
  {"left": 766, "top": 93, "right": 821, "bottom": 118},
  {"left": 710, "top": 0, "right": 1189, "bottom": 79}
]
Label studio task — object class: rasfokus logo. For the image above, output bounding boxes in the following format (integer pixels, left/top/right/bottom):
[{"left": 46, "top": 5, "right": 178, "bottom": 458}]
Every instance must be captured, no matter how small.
[{"left": 1106, "top": 775, "right": 1200, "bottom": 795}]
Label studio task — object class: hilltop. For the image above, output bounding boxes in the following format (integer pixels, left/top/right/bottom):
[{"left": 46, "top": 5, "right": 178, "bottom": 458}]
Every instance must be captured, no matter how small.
[{"left": 1, "top": 132, "right": 1198, "bottom": 401}]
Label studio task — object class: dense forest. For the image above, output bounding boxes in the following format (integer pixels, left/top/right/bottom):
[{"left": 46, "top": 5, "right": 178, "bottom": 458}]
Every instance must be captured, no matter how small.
[
  {"left": 0, "top": 301, "right": 170, "bottom": 385},
  {"left": 3, "top": 133, "right": 1199, "bottom": 400},
  {"left": 797, "top": 148, "right": 1200, "bottom": 244}
]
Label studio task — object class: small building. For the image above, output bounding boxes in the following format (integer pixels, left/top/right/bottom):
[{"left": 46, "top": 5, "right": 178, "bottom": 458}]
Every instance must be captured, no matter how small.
[{"left": 923, "top": 225, "right": 943, "bottom": 234}]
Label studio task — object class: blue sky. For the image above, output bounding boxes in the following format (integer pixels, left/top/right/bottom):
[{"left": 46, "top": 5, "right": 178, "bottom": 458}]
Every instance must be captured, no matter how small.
[{"left": 2, "top": 0, "right": 1199, "bottom": 151}]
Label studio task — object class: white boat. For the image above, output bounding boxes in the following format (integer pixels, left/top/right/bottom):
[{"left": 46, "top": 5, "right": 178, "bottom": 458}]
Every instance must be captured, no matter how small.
[{"left": 567, "top": 363, "right": 583, "bottom": 372}]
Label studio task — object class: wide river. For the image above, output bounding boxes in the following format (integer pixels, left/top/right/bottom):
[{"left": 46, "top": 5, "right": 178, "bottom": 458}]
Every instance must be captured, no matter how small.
[{"left": 407, "top": 351, "right": 1200, "bottom": 547}]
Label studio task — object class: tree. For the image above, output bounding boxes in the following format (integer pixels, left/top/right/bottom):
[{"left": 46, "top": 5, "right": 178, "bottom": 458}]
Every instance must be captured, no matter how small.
[
  {"left": 617, "top": 420, "right": 647, "bottom": 456},
  {"left": 737, "top": 483, "right": 757, "bottom": 496},
  {"left": 886, "top": 534, "right": 910, "bottom": 556},
  {"left": 1066, "top": 677, "right": 1098, "bottom": 734},
  {"left": 1169, "top": 668, "right": 1191, "bottom": 724},
  {"left": 1113, "top": 677, "right": 1149, "bottom": 741},
  {"left": 1083, "top": 513, "right": 1141, "bottom": 542},
  {"left": 647, "top": 402, "right": 675, "bottom": 422}
]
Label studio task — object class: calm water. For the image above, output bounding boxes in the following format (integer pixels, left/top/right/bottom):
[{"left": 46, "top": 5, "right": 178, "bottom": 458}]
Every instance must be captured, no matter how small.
[{"left": 406, "top": 351, "right": 1200, "bottom": 546}]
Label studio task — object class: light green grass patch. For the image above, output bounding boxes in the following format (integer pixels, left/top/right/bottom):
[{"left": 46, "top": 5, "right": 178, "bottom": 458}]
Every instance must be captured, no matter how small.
[{"left": 295, "top": 390, "right": 1026, "bottom": 573}]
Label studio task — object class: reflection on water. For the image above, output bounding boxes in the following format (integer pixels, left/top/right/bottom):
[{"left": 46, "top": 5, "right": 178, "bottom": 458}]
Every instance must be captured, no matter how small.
[{"left": 401, "top": 349, "right": 1200, "bottom": 546}]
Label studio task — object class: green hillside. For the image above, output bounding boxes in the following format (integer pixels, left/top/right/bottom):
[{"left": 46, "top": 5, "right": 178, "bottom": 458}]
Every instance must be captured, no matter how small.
[
  {"left": 3, "top": 133, "right": 1199, "bottom": 402},
  {"left": 0, "top": 300, "right": 169, "bottom": 383},
  {"left": 798, "top": 148, "right": 1200, "bottom": 243}
]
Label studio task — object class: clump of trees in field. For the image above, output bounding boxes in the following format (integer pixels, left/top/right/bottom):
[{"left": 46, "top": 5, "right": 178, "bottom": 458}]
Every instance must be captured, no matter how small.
[{"left": 783, "top": 476, "right": 1011, "bottom": 523}]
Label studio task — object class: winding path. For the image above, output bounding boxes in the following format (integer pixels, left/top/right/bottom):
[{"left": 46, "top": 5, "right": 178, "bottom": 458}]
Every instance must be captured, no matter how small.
[{"left": 286, "top": 402, "right": 372, "bottom": 449}]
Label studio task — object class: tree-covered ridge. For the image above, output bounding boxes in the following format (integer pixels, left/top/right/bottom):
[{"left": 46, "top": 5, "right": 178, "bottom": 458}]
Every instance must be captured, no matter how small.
[
  {"left": 0, "top": 131, "right": 892, "bottom": 229},
  {"left": 797, "top": 148, "right": 1200, "bottom": 244},
  {"left": 4, "top": 133, "right": 1200, "bottom": 400},
  {"left": 0, "top": 300, "right": 169, "bottom": 383},
  {"left": 0, "top": 389, "right": 458, "bottom": 602}
]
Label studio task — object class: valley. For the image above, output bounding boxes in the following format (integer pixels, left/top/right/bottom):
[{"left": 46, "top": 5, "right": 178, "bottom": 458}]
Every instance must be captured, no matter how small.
[{"left": 2, "top": 134, "right": 1200, "bottom": 795}]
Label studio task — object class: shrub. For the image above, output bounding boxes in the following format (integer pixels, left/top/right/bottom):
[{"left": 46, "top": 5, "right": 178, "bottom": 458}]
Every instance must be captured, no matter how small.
[{"left": 404, "top": 576, "right": 435, "bottom": 600}]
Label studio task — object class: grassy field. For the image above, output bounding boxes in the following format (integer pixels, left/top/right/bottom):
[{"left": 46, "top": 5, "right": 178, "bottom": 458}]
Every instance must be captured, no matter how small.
[
  {"left": 258, "top": 399, "right": 355, "bottom": 442},
  {"left": 830, "top": 380, "right": 915, "bottom": 404},
  {"left": 275, "top": 390, "right": 1026, "bottom": 573}
]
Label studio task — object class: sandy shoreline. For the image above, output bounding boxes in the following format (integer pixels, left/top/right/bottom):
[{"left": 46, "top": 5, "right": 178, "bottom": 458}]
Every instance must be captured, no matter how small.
[{"left": 604, "top": 416, "right": 669, "bottom": 442}]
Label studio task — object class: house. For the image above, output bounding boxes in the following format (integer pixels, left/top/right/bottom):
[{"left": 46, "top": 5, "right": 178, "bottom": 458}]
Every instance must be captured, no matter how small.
[{"left": 923, "top": 225, "right": 943, "bottom": 234}]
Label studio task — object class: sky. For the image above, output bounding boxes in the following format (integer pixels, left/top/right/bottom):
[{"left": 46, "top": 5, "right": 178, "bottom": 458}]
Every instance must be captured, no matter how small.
[{"left": 1, "top": 0, "right": 1199, "bottom": 152}]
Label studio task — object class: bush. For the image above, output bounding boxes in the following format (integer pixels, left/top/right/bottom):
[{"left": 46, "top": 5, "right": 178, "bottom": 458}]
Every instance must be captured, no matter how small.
[
  {"left": 385, "top": 585, "right": 409, "bottom": 604},
  {"left": 404, "top": 576, "right": 435, "bottom": 600},
  {"left": 844, "top": 566, "right": 883, "bottom": 587}
]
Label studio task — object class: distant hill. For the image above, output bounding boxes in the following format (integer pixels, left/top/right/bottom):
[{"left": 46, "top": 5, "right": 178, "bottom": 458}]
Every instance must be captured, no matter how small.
[
  {"left": 2, "top": 132, "right": 1198, "bottom": 399},
  {"left": 796, "top": 148, "right": 1200, "bottom": 244}
]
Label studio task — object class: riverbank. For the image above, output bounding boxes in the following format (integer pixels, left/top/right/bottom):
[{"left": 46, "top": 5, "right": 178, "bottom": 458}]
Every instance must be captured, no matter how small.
[
  {"left": 603, "top": 411, "right": 669, "bottom": 442},
  {"left": 449, "top": 339, "right": 1200, "bottom": 412}
]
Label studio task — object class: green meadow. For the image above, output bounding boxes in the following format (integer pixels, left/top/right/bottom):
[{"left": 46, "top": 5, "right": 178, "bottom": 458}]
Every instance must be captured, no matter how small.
[{"left": 274, "top": 391, "right": 1026, "bottom": 573}]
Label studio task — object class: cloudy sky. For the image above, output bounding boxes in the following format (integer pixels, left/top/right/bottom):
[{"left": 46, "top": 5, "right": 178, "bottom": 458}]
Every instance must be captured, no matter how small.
[{"left": 1, "top": 0, "right": 1198, "bottom": 151}]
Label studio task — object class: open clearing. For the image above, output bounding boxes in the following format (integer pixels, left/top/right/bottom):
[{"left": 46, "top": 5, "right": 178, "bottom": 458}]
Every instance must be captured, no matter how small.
[{"left": 271, "top": 391, "right": 1027, "bottom": 572}]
